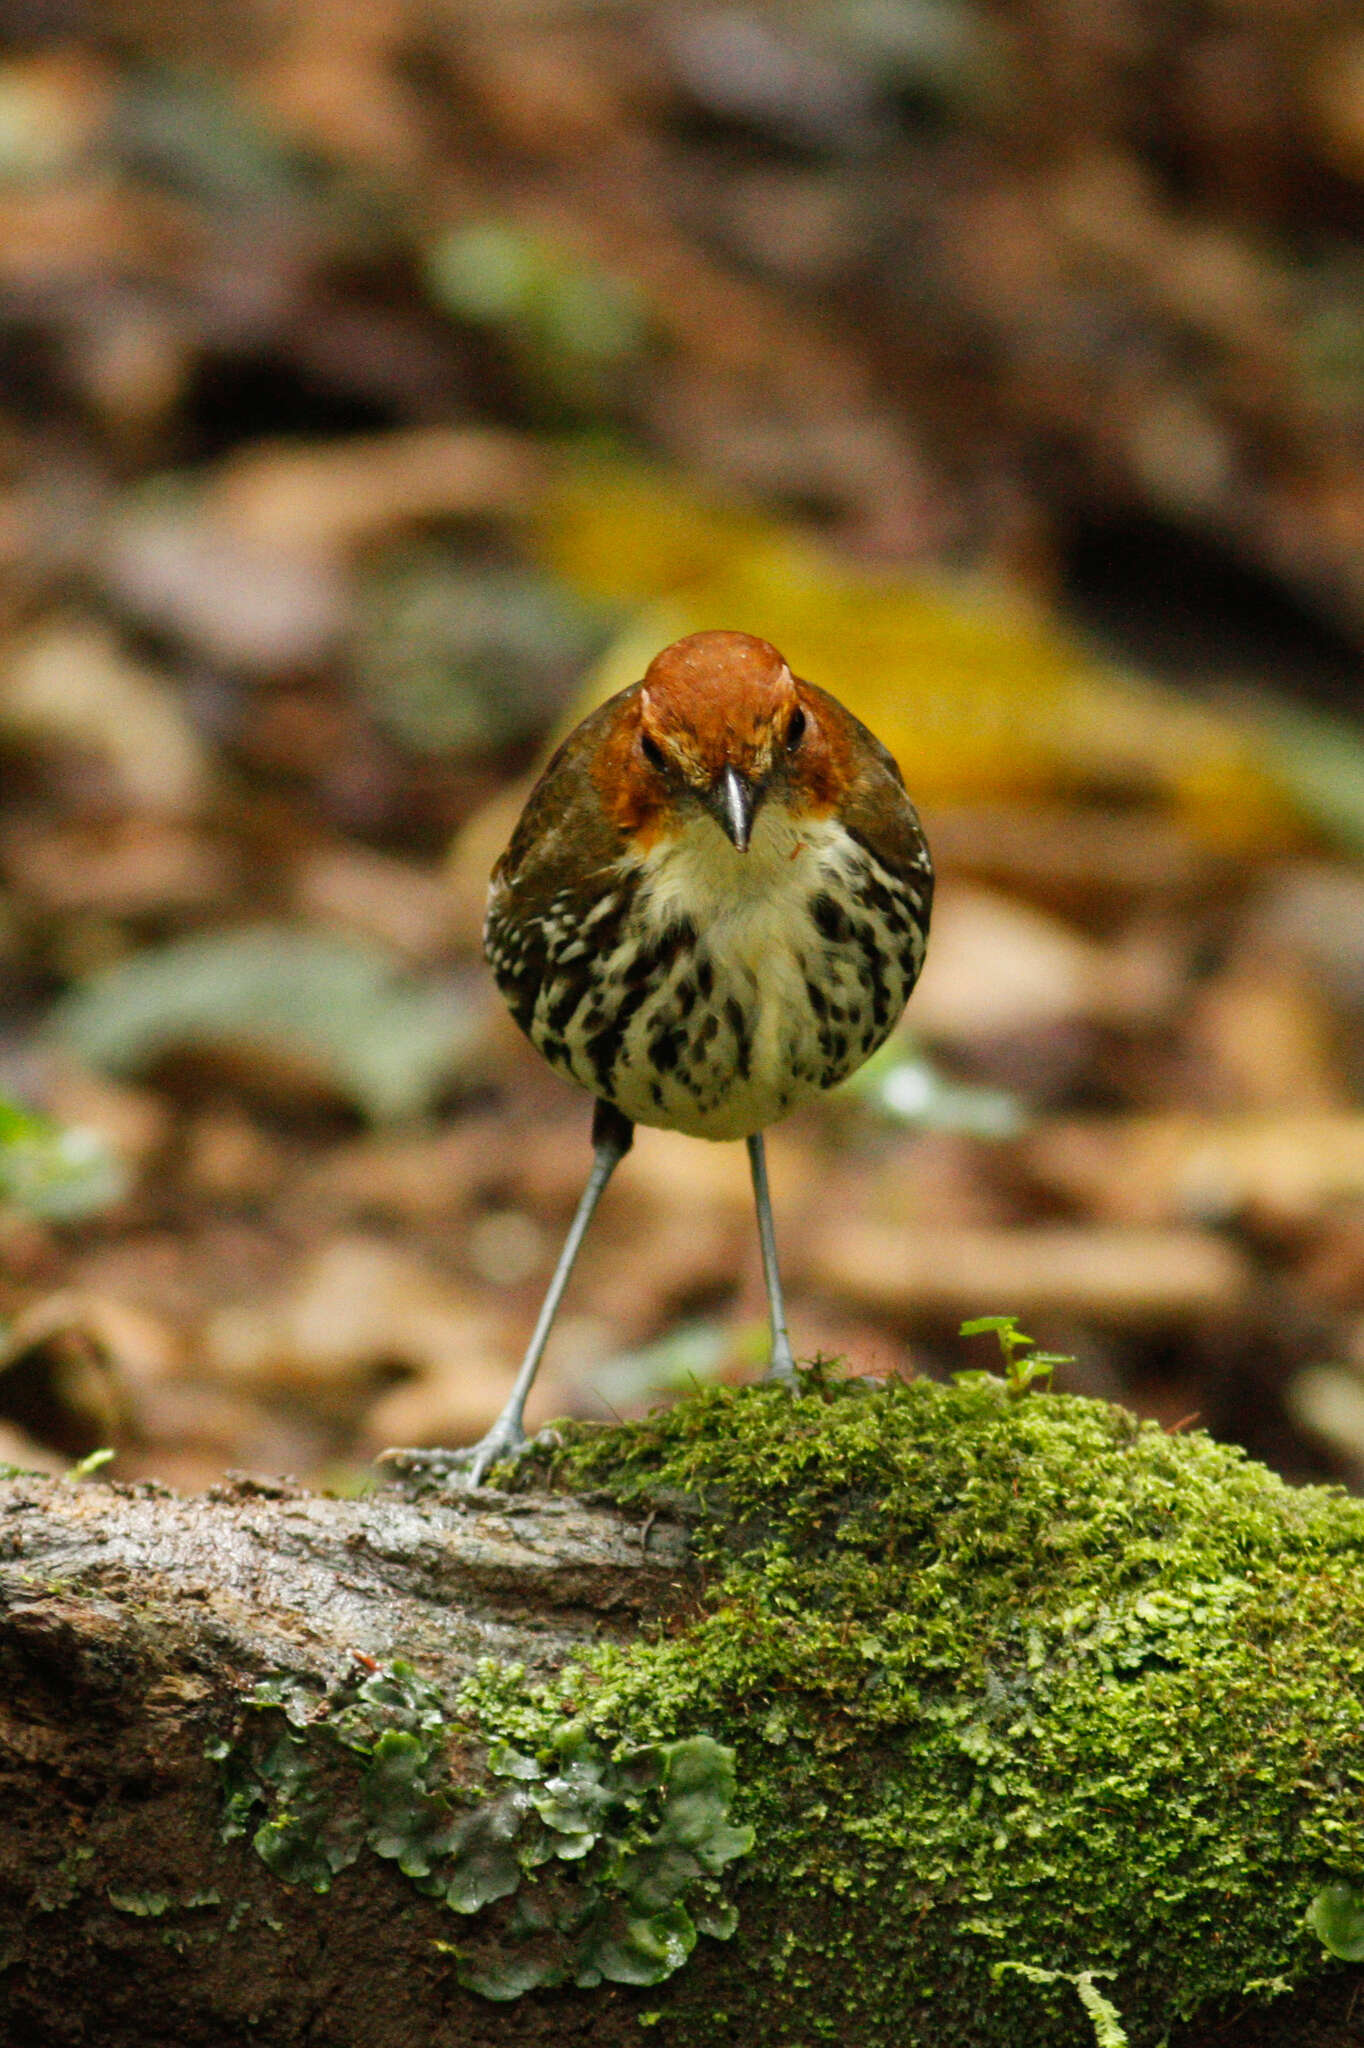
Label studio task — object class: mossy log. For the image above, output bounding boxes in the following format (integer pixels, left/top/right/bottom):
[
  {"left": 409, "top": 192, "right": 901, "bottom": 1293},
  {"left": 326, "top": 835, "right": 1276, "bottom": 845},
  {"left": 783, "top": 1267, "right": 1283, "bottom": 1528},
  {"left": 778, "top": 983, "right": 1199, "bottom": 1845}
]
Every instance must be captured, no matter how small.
[{"left": 3, "top": 1376, "right": 1364, "bottom": 2048}]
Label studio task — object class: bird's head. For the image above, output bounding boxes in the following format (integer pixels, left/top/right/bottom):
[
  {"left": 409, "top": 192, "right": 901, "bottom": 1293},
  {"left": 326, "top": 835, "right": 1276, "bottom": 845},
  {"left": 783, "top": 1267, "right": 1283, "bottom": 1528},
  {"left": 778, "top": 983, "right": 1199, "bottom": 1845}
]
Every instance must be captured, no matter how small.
[{"left": 598, "top": 630, "right": 840, "bottom": 851}]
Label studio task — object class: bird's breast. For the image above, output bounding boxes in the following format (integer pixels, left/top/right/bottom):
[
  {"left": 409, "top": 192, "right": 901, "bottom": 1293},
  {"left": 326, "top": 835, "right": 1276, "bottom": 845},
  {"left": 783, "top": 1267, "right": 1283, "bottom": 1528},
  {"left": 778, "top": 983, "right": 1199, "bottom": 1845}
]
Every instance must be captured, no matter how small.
[{"left": 522, "top": 804, "right": 929, "bottom": 1140}]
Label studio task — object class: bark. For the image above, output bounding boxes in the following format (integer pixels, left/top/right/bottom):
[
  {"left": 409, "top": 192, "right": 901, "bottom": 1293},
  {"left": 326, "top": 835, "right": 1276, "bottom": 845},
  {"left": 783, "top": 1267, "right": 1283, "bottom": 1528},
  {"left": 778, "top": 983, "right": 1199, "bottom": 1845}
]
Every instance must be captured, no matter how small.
[
  {"left": 0, "top": 1464, "right": 1358, "bottom": 2048},
  {"left": 0, "top": 1468, "right": 695, "bottom": 2048}
]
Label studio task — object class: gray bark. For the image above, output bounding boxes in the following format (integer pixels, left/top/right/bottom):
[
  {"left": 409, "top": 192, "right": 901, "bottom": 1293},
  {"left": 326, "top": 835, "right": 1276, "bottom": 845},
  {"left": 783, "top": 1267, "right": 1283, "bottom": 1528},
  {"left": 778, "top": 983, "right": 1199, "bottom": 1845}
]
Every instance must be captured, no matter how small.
[
  {"left": 0, "top": 1469, "right": 692, "bottom": 2048},
  {"left": 0, "top": 1468, "right": 1356, "bottom": 2048}
]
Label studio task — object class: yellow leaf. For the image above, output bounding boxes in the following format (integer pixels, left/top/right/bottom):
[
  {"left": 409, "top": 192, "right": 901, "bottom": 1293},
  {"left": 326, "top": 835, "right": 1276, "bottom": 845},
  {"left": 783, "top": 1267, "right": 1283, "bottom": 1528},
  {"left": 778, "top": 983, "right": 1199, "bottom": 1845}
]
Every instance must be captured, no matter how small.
[{"left": 531, "top": 455, "right": 1296, "bottom": 848}]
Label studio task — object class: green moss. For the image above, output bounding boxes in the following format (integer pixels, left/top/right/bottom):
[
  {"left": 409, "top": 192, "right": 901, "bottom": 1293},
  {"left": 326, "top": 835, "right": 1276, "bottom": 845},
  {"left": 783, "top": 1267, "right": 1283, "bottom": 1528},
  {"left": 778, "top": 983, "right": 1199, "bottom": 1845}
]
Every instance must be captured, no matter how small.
[
  {"left": 216, "top": 1371, "right": 1364, "bottom": 2044},
  {"left": 489, "top": 1370, "right": 1364, "bottom": 2045}
]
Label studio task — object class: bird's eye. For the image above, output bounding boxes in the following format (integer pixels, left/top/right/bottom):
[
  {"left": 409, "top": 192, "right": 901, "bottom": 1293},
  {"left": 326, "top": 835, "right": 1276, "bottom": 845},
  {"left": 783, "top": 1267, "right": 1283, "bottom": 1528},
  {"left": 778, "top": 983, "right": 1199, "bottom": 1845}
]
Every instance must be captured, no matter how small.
[
  {"left": 640, "top": 732, "right": 668, "bottom": 773},
  {"left": 785, "top": 707, "right": 807, "bottom": 752}
]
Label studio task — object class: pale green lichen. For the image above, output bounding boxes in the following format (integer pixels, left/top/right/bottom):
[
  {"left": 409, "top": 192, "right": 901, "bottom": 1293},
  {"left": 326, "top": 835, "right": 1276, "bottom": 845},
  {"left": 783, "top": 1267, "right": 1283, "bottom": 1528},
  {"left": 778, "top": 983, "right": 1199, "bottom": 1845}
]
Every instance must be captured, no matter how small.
[
  {"left": 1309, "top": 1880, "right": 1364, "bottom": 1961},
  {"left": 211, "top": 1659, "right": 751, "bottom": 2001}
]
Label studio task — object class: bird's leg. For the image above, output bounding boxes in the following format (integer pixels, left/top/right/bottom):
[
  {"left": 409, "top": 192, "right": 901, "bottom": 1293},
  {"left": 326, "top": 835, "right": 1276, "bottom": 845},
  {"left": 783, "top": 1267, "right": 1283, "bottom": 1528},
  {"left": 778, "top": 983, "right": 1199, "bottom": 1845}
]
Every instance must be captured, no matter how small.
[
  {"left": 384, "top": 1101, "right": 634, "bottom": 1491},
  {"left": 747, "top": 1131, "right": 796, "bottom": 1382}
]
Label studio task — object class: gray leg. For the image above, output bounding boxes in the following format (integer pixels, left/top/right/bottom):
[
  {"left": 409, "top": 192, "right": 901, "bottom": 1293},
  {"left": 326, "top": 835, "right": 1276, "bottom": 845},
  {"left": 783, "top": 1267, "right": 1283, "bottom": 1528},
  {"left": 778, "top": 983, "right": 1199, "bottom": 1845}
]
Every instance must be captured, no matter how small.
[
  {"left": 384, "top": 1102, "right": 633, "bottom": 1489},
  {"left": 747, "top": 1132, "right": 796, "bottom": 1381}
]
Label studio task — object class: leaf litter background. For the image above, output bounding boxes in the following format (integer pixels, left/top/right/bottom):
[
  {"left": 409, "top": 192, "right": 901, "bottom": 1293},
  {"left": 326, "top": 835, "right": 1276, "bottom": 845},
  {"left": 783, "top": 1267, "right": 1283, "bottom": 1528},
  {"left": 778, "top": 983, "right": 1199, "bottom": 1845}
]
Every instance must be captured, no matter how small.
[{"left": 1, "top": 0, "right": 1364, "bottom": 1496}]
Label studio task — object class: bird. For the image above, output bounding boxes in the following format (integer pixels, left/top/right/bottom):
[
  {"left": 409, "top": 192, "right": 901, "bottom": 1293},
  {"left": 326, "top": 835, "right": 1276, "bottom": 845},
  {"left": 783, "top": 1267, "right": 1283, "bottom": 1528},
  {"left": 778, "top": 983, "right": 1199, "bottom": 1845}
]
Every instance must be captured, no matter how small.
[{"left": 456, "top": 628, "right": 932, "bottom": 1485}]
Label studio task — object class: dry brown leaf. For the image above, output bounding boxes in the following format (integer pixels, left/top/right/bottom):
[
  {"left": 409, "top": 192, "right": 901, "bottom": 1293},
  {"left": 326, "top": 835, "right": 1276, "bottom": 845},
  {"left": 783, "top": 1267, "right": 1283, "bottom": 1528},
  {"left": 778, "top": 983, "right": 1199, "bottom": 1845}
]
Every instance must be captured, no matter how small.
[
  {"left": 928, "top": 804, "right": 1216, "bottom": 914},
  {"left": 293, "top": 844, "right": 458, "bottom": 961},
  {"left": 1, "top": 817, "right": 235, "bottom": 917},
  {"left": 1186, "top": 957, "right": 1351, "bottom": 1112},
  {"left": 0, "top": 1290, "right": 154, "bottom": 1452},
  {"left": 184, "top": 1111, "right": 287, "bottom": 1206},
  {"left": 1298, "top": 1206, "right": 1364, "bottom": 1308},
  {"left": 101, "top": 500, "right": 348, "bottom": 672},
  {"left": 1307, "top": 30, "right": 1364, "bottom": 181},
  {"left": 1030, "top": 1113, "right": 1364, "bottom": 1227},
  {"left": 1252, "top": 863, "right": 1364, "bottom": 1017},
  {"left": 910, "top": 882, "right": 1173, "bottom": 1045},
  {"left": 853, "top": 1132, "right": 1020, "bottom": 1233},
  {"left": 207, "top": 427, "right": 545, "bottom": 562},
  {"left": 204, "top": 1235, "right": 510, "bottom": 1408},
  {"left": 359, "top": 1352, "right": 522, "bottom": 1454},
  {"left": 0, "top": 619, "right": 208, "bottom": 813},
  {"left": 807, "top": 1222, "right": 1250, "bottom": 1324},
  {"left": 293, "top": 1123, "right": 502, "bottom": 1228}
]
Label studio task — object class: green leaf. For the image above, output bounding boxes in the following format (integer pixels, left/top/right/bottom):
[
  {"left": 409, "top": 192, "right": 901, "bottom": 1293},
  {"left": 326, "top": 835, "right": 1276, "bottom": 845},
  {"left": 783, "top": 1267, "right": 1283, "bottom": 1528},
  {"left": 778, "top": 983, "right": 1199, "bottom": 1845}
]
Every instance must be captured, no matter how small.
[
  {"left": 531, "top": 1750, "right": 614, "bottom": 1839},
  {"left": 959, "top": 1316, "right": 1028, "bottom": 1342},
  {"left": 106, "top": 1889, "right": 171, "bottom": 1917},
  {"left": 1074, "top": 1973, "right": 1130, "bottom": 2048},
  {"left": 67, "top": 1447, "right": 115, "bottom": 1481},
  {"left": 1309, "top": 1879, "right": 1364, "bottom": 1961},
  {"left": 426, "top": 223, "right": 646, "bottom": 373},
  {"left": 457, "top": 1948, "right": 564, "bottom": 2001},
  {"left": 0, "top": 1095, "right": 125, "bottom": 1221},
  {"left": 440, "top": 1798, "right": 529, "bottom": 1914},
  {"left": 618, "top": 1843, "right": 701, "bottom": 1912},
  {"left": 244, "top": 1675, "right": 319, "bottom": 1730},
  {"left": 354, "top": 551, "right": 614, "bottom": 756},
  {"left": 653, "top": 1736, "right": 753, "bottom": 1871},
  {"left": 1252, "top": 701, "right": 1364, "bottom": 857},
  {"left": 52, "top": 925, "right": 478, "bottom": 1123},
  {"left": 994, "top": 1962, "right": 1129, "bottom": 2048},
  {"left": 441, "top": 1842, "right": 522, "bottom": 1916},
  {"left": 252, "top": 1815, "right": 340, "bottom": 1892}
]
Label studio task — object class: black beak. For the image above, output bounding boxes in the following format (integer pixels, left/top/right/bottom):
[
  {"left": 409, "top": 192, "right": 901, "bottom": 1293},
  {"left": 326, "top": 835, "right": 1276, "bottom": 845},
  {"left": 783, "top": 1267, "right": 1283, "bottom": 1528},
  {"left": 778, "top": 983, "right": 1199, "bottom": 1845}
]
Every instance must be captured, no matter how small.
[{"left": 713, "top": 765, "right": 755, "bottom": 852}]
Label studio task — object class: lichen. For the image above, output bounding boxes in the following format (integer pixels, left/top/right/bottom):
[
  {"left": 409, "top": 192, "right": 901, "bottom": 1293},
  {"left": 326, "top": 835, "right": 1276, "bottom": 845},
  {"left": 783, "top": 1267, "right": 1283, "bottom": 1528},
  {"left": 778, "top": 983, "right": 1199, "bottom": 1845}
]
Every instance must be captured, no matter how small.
[
  {"left": 490, "top": 1367, "right": 1364, "bottom": 2046},
  {"left": 210, "top": 1658, "right": 751, "bottom": 2001}
]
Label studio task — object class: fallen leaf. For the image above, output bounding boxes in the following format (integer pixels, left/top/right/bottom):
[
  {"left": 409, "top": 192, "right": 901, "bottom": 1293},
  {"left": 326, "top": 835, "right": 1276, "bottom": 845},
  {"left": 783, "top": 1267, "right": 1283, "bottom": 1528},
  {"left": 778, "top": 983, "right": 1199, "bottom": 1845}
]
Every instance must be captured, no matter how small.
[
  {"left": 0, "top": 1291, "right": 137, "bottom": 1453},
  {"left": 531, "top": 454, "right": 1297, "bottom": 843},
  {"left": 207, "top": 426, "right": 543, "bottom": 561},
  {"left": 206, "top": 1236, "right": 508, "bottom": 1414},
  {"left": 100, "top": 488, "right": 348, "bottom": 672},
  {"left": 1186, "top": 957, "right": 1349, "bottom": 1112},
  {"left": 0, "top": 816, "right": 235, "bottom": 916},
  {"left": 807, "top": 1222, "right": 1250, "bottom": 1323},
  {"left": 292, "top": 844, "right": 458, "bottom": 961},
  {"left": 0, "top": 618, "right": 208, "bottom": 813},
  {"left": 1029, "top": 1113, "right": 1364, "bottom": 1227},
  {"left": 909, "top": 882, "right": 1170, "bottom": 1044},
  {"left": 51, "top": 924, "right": 484, "bottom": 1123},
  {"left": 183, "top": 1111, "right": 286, "bottom": 1205}
]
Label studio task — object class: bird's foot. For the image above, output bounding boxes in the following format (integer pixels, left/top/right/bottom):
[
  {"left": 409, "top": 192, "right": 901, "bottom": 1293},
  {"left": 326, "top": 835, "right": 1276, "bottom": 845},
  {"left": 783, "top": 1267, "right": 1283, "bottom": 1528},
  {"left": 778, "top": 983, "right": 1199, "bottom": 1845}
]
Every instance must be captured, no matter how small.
[
  {"left": 761, "top": 1341, "right": 799, "bottom": 1386},
  {"left": 380, "top": 1416, "right": 554, "bottom": 1494}
]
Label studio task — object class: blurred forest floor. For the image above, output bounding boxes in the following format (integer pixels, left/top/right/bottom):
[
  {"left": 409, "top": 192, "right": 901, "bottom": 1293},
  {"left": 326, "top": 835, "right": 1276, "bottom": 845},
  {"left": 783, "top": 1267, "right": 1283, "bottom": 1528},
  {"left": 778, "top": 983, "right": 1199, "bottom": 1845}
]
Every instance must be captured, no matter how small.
[{"left": 2, "top": 0, "right": 1364, "bottom": 1493}]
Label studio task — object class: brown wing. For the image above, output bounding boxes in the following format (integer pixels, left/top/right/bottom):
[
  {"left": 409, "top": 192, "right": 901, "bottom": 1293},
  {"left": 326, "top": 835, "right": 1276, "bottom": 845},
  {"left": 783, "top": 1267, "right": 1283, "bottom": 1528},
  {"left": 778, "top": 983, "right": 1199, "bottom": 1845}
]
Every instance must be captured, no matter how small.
[
  {"left": 483, "top": 688, "right": 637, "bottom": 1037},
  {"left": 804, "top": 680, "right": 934, "bottom": 935}
]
